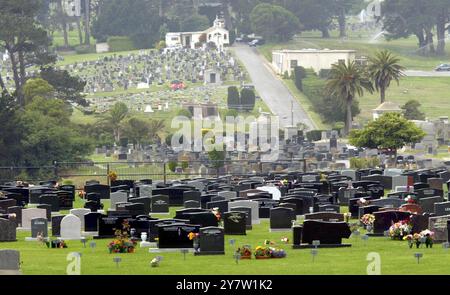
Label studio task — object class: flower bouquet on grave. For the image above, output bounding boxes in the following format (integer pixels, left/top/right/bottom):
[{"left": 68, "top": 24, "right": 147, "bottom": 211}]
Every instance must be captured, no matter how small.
[
  {"left": 236, "top": 245, "right": 252, "bottom": 259},
  {"left": 420, "top": 229, "right": 434, "bottom": 248},
  {"left": 389, "top": 219, "right": 412, "bottom": 240},
  {"left": 357, "top": 198, "right": 370, "bottom": 207},
  {"left": 107, "top": 220, "right": 137, "bottom": 254},
  {"left": 51, "top": 239, "right": 68, "bottom": 249},
  {"left": 254, "top": 246, "right": 272, "bottom": 259},
  {"left": 403, "top": 233, "right": 422, "bottom": 248},
  {"left": 77, "top": 190, "right": 86, "bottom": 199},
  {"left": 360, "top": 214, "right": 375, "bottom": 232},
  {"left": 188, "top": 232, "right": 200, "bottom": 252}
]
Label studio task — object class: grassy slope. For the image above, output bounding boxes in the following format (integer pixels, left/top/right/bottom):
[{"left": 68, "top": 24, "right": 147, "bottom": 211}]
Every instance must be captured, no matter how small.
[
  {"left": 258, "top": 30, "right": 450, "bottom": 126},
  {"left": 4, "top": 202, "right": 450, "bottom": 274}
]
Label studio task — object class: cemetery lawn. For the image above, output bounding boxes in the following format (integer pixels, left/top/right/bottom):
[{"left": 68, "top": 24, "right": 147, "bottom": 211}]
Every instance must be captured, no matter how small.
[{"left": 4, "top": 202, "right": 450, "bottom": 274}]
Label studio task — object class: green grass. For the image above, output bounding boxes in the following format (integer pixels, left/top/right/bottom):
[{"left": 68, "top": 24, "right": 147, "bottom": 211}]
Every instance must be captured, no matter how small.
[
  {"left": 358, "top": 77, "right": 450, "bottom": 123},
  {"left": 5, "top": 203, "right": 450, "bottom": 274},
  {"left": 52, "top": 30, "right": 96, "bottom": 49}
]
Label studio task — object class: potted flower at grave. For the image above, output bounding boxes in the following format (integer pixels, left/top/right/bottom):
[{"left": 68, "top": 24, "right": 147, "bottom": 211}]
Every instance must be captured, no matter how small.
[
  {"left": 188, "top": 232, "right": 200, "bottom": 252},
  {"left": 420, "top": 229, "right": 434, "bottom": 248},
  {"left": 389, "top": 219, "right": 412, "bottom": 240},
  {"left": 107, "top": 220, "right": 137, "bottom": 254},
  {"left": 403, "top": 233, "right": 421, "bottom": 248},
  {"left": 360, "top": 214, "right": 375, "bottom": 232},
  {"left": 237, "top": 245, "right": 252, "bottom": 259}
]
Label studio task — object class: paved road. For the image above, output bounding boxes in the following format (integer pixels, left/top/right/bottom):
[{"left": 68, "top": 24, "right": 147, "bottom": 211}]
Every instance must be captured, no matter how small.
[
  {"left": 231, "top": 45, "right": 316, "bottom": 130},
  {"left": 405, "top": 70, "right": 450, "bottom": 77}
]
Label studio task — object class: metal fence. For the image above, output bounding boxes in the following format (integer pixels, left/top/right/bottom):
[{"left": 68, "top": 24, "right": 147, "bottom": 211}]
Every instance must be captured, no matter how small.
[{"left": 0, "top": 159, "right": 307, "bottom": 188}]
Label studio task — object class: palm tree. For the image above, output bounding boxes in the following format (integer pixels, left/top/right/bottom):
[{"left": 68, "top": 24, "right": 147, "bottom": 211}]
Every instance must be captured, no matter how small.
[
  {"left": 326, "top": 61, "right": 373, "bottom": 135},
  {"left": 367, "top": 50, "right": 405, "bottom": 104},
  {"left": 149, "top": 119, "right": 165, "bottom": 142},
  {"left": 100, "top": 102, "right": 129, "bottom": 143}
]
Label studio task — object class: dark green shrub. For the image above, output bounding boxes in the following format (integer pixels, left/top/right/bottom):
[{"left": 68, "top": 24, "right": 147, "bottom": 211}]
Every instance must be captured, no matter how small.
[
  {"left": 227, "top": 86, "right": 240, "bottom": 110},
  {"left": 240, "top": 88, "right": 256, "bottom": 112}
]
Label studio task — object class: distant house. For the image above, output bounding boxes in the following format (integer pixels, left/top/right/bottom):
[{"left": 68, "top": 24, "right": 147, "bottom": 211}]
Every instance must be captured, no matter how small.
[
  {"left": 271, "top": 49, "right": 356, "bottom": 76},
  {"left": 165, "top": 15, "right": 229, "bottom": 51},
  {"left": 372, "top": 101, "right": 402, "bottom": 120}
]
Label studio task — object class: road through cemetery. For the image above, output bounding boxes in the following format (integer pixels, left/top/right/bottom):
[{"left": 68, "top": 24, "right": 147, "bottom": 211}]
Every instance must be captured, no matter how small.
[{"left": 232, "top": 44, "right": 316, "bottom": 130}]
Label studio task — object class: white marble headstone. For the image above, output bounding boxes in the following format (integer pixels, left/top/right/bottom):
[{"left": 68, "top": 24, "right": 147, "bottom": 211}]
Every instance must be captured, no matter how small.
[
  {"left": 257, "top": 186, "right": 281, "bottom": 200},
  {"left": 60, "top": 214, "right": 82, "bottom": 240}
]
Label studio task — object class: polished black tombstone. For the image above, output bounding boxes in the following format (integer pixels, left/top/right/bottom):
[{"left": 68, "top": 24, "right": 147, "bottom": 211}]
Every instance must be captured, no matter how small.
[
  {"left": 129, "top": 197, "right": 151, "bottom": 215},
  {"left": 39, "top": 194, "right": 60, "bottom": 212},
  {"left": 279, "top": 197, "right": 304, "bottom": 215},
  {"left": 188, "top": 212, "right": 218, "bottom": 228},
  {"left": 195, "top": 226, "right": 225, "bottom": 255},
  {"left": 304, "top": 212, "right": 344, "bottom": 222},
  {"left": 372, "top": 210, "right": 412, "bottom": 235},
  {"left": 124, "top": 203, "right": 146, "bottom": 217},
  {"left": 270, "top": 207, "right": 295, "bottom": 231},
  {"left": 174, "top": 208, "right": 208, "bottom": 220},
  {"left": 223, "top": 212, "right": 246, "bottom": 235},
  {"left": 183, "top": 191, "right": 202, "bottom": 204},
  {"left": 230, "top": 207, "right": 252, "bottom": 230},
  {"left": 157, "top": 223, "right": 200, "bottom": 249},
  {"left": 51, "top": 215, "right": 65, "bottom": 237},
  {"left": 84, "top": 184, "right": 110, "bottom": 199},
  {"left": 292, "top": 220, "right": 351, "bottom": 248},
  {"left": 86, "top": 193, "right": 101, "bottom": 203},
  {"left": 0, "top": 199, "right": 17, "bottom": 211},
  {"left": 206, "top": 200, "right": 228, "bottom": 214},
  {"left": 318, "top": 204, "right": 340, "bottom": 213},
  {"left": 84, "top": 212, "right": 104, "bottom": 232},
  {"left": 152, "top": 187, "right": 193, "bottom": 206},
  {"left": 57, "top": 190, "right": 74, "bottom": 210},
  {"left": 58, "top": 185, "right": 75, "bottom": 199},
  {"left": 84, "top": 200, "right": 103, "bottom": 212}
]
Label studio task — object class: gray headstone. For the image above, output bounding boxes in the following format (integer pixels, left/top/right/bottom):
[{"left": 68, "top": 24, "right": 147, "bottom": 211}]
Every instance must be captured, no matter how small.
[
  {"left": 21, "top": 208, "right": 47, "bottom": 230},
  {"left": 0, "top": 250, "right": 20, "bottom": 270},
  {"left": 0, "top": 218, "right": 16, "bottom": 241},
  {"left": 31, "top": 218, "right": 48, "bottom": 238}
]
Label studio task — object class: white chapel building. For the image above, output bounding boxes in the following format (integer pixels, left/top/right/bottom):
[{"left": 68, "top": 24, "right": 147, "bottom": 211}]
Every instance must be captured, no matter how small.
[{"left": 165, "top": 15, "right": 230, "bottom": 51}]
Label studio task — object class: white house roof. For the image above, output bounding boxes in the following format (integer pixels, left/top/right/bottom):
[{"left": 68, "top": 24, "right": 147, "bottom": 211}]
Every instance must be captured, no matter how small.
[
  {"left": 204, "top": 27, "right": 229, "bottom": 34},
  {"left": 373, "top": 101, "right": 401, "bottom": 111}
]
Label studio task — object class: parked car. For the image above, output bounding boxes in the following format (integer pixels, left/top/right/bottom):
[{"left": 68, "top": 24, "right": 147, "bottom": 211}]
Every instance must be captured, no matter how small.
[
  {"left": 435, "top": 63, "right": 450, "bottom": 71},
  {"left": 248, "top": 39, "right": 265, "bottom": 47},
  {"left": 170, "top": 80, "right": 186, "bottom": 91}
]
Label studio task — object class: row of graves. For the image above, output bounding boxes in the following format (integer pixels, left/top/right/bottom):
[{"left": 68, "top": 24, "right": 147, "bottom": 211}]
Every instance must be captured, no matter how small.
[
  {"left": 1, "top": 167, "right": 449, "bottom": 258},
  {"left": 87, "top": 84, "right": 227, "bottom": 114},
  {"left": 72, "top": 48, "right": 244, "bottom": 95},
  {"left": 1, "top": 48, "right": 245, "bottom": 94}
]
